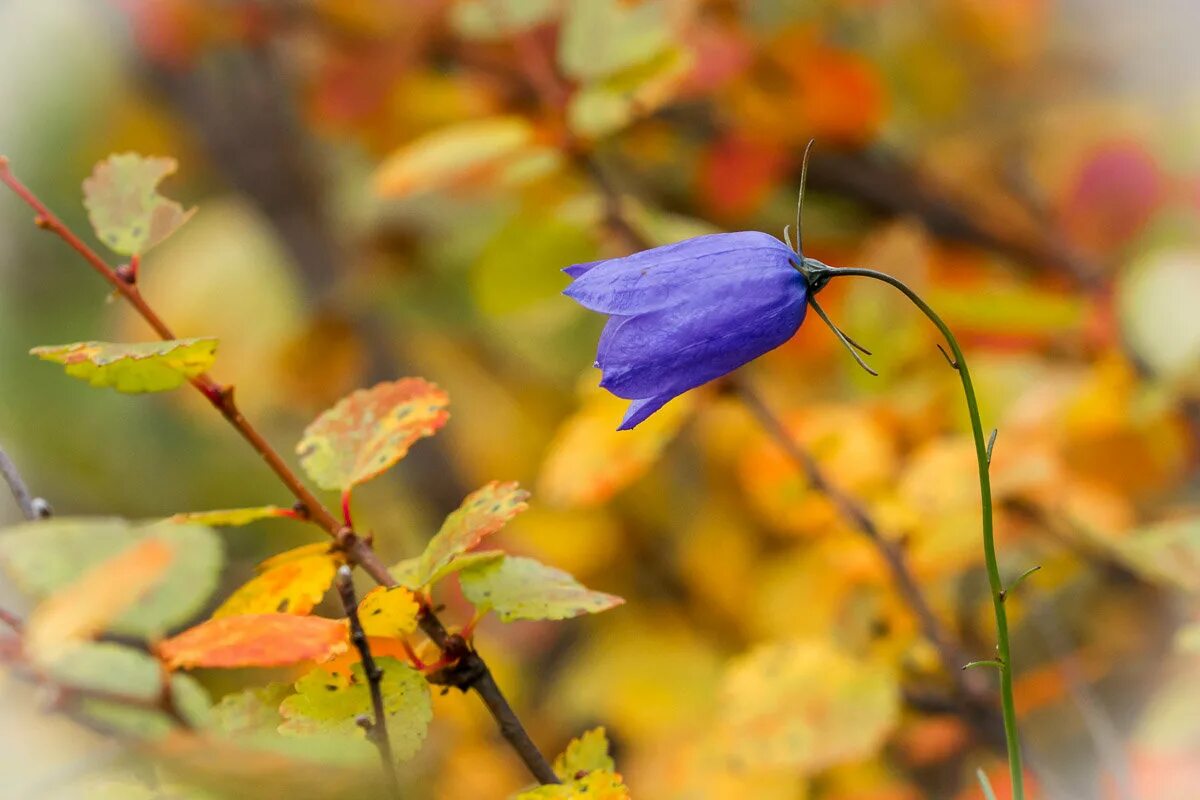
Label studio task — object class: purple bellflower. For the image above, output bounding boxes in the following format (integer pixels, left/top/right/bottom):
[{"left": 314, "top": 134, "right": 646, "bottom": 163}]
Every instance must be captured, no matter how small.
[{"left": 563, "top": 231, "right": 808, "bottom": 430}]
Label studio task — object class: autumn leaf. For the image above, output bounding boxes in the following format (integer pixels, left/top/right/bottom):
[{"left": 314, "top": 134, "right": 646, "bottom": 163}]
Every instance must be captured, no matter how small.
[
  {"left": 390, "top": 549, "right": 504, "bottom": 591},
  {"left": 279, "top": 657, "right": 432, "bottom": 762},
  {"left": 160, "top": 614, "right": 348, "bottom": 670},
  {"left": 0, "top": 517, "right": 222, "bottom": 637},
  {"left": 459, "top": 555, "right": 623, "bottom": 622},
  {"left": 82, "top": 153, "right": 196, "bottom": 256},
  {"left": 451, "top": 0, "right": 559, "bottom": 39},
  {"left": 407, "top": 481, "right": 529, "bottom": 588},
  {"left": 517, "top": 771, "right": 631, "bottom": 799},
  {"left": 554, "top": 727, "right": 616, "bottom": 780},
  {"left": 558, "top": 0, "right": 675, "bottom": 81},
  {"left": 257, "top": 542, "right": 340, "bottom": 572},
  {"left": 356, "top": 586, "right": 419, "bottom": 638},
  {"left": 717, "top": 640, "right": 900, "bottom": 772},
  {"left": 25, "top": 537, "right": 174, "bottom": 664},
  {"left": 296, "top": 378, "right": 450, "bottom": 492},
  {"left": 30, "top": 338, "right": 218, "bottom": 393},
  {"left": 212, "top": 554, "right": 340, "bottom": 618},
  {"left": 373, "top": 117, "right": 559, "bottom": 199},
  {"left": 539, "top": 382, "right": 694, "bottom": 508},
  {"left": 167, "top": 506, "right": 293, "bottom": 527}
]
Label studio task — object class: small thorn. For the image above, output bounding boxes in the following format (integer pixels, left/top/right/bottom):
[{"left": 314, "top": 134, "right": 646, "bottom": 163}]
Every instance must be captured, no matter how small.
[
  {"left": 986, "top": 429, "right": 998, "bottom": 465},
  {"left": 1002, "top": 564, "right": 1042, "bottom": 602},
  {"left": 936, "top": 343, "right": 958, "bottom": 369}
]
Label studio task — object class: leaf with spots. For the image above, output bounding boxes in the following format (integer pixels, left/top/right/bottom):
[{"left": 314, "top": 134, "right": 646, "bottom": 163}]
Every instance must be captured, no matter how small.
[
  {"left": 30, "top": 339, "right": 217, "bottom": 393},
  {"left": 717, "top": 640, "right": 900, "bottom": 772},
  {"left": 159, "top": 614, "right": 347, "bottom": 670},
  {"left": 356, "top": 586, "right": 419, "bottom": 638},
  {"left": 82, "top": 153, "right": 196, "bottom": 256},
  {"left": 211, "top": 554, "right": 340, "bottom": 618},
  {"left": 553, "top": 727, "right": 616, "bottom": 781},
  {"left": 167, "top": 506, "right": 294, "bottom": 527},
  {"left": 517, "top": 770, "right": 631, "bottom": 799},
  {"left": 0, "top": 517, "right": 222, "bottom": 638},
  {"left": 410, "top": 481, "right": 529, "bottom": 588},
  {"left": 459, "top": 555, "right": 623, "bottom": 623},
  {"left": 390, "top": 549, "right": 504, "bottom": 591},
  {"left": 279, "top": 657, "right": 432, "bottom": 762},
  {"left": 211, "top": 683, "right": 293, "bottom": 735},
  {"left": 296, "top": 378, "right": 450, "bottom": 492}
]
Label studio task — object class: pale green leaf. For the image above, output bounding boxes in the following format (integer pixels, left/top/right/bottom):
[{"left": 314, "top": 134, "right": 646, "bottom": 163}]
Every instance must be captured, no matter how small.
[
  {"left": 459, "top": 555, "right": 623, "bottom": 622},
  {"left": 411, "top": 481, "right": 528, "bottom": 588},
  {"left": 82, "top": 153, "right": 196, "bottom": 256},
  {"left": 450, "top": 0, "right": 559, "bottom": 39},
  {"left": 0, "top": 517, "right": 223, "bottom": 637},
  {"left": 167, "top": 507, "right": 292, "bottom": 527},
  {"left": 390, "top": 549, "right": 504, "bottom": 590},
  {"left": 30, "top": 339, "right": 217, "bottom": 393},
  {"left": 211, "top": 684, "right": 293, "bottom": 735}
]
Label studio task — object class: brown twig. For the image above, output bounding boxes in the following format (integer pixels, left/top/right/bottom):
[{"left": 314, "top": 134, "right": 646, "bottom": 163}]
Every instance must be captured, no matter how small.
[
  {"left": 0, "top": 158, "right": 558, "bottom": 785},
  {"left": 335, "top": 565, "right": 402, "bottom": 798},
  {"left": 0, "top": 441, "right": 51, "bottom": 521}
]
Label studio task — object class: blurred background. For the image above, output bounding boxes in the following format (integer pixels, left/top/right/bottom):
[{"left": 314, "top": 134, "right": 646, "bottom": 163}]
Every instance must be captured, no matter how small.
[{"left": 1, "top": 0, "right": 1198, "bottom": 798}]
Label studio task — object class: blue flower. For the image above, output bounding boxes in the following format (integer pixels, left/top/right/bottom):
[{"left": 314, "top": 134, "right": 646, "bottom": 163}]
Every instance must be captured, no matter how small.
[{"left": 563, "top": 231, "right": 808, "bottom": 429}]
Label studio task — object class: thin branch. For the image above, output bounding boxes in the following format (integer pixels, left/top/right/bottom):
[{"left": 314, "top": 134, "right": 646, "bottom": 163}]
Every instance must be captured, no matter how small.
[
  {"left": 0, "top": 158, "right": 558, "bottom": 785},
  {"left": 0, "top": 442, "right": 51, "bottom": 520},
  {"left": 335, "top": 565, "right": 402, "bottom": 798}
]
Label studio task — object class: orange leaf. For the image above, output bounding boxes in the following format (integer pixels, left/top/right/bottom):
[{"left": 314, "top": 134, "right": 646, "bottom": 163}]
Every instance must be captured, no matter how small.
[
  {"left": 25, "top": 538, "right": 175, "bottom": 664},
  {"left": 159, "top": 614, "right": 347, "bottom": 670},
  {"left": 211, "top": 555, "right": 340, "bottom": 618},
  {"left": 296, "top": 378, "right": 450, "bottom": 492}
]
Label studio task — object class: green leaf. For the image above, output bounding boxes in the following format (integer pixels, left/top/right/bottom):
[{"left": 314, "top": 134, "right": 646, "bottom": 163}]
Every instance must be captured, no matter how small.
[
  {"left": 279, "top": 657, "right": 432, "bottom": 762},
  {"left": 558, "top": 0, "right": 674, "bottom": 81},
  {"left": 450, "top": 0, "right": 559, "bottom": 39},
  {"left": 566, "top": 46, "right": 691, "bottom": 139},
  {"left": 554, "top": 727, "right": 616, "bottom": 780},
  {"left": 82, "top": 153, "right": 196, "bottom": 256},
  {"left": 44, "top": 642, "right": 162, "bottom": 700},
  {"left": 0, "top": 517, "right": 223, "bottom": 637},
  {"left": 410, "top": 481, "right": 529, "bottom": 588},
  {"left": 459, "top": 555, "right": 623, "bottom": 622},
  {"left": 167, "top": 507, "right": 293, "bottom": 527},
  {"left": 718, "top": 641, "right": 900, "bottom": 771},
  {"left": 30, "top": 339, "right": 217, "bottom": 393},
  {"left": 211, "top": 684, "right": 293, "bottom": 735},
  {"left": 296, "top": 378, "right": 450, "bottom": 492},
  {"left": 390, "top": 549, "right": 504, "bottom": 591}
]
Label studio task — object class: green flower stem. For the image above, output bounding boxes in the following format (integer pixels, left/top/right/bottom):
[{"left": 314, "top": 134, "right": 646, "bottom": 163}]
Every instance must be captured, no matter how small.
[{"left": 819, "top": 263, "right": 1025, "bottom": 800}]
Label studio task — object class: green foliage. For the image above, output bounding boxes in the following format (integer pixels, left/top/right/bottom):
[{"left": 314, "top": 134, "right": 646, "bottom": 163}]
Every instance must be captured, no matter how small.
[
  {"left": 30, "top": 339, "right": 218, "bottom": 393},
  {"left": 390, "top": 549, "right": 504, "bottom": 591},
  {"left": 409, "top": 481, "right": 528, "bottom": 588},
  {"left": 82, "top": 153, "right": 195, "bottom": 256},
  {"left": 459, "top": 555, "right": 623, "bottom": 622},
  {"left": 0, "top": 517, "right": 222, "bottom": 637}
]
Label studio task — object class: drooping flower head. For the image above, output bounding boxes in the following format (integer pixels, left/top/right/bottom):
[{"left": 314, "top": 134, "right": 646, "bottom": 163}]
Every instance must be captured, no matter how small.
[{"left": 563, "top": 232, "right": 807, "bottom": 429}]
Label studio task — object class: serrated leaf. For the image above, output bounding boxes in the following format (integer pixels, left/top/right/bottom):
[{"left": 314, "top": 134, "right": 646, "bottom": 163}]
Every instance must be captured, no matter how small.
[
  {"left": 168, "top": 506, "right": 292, "bottom": 527},
  {"left": 411, "top": 481, "right": 528, "bottom": 588},
  {"left": 450, "top": 0, "right": 559, "bottom": 39},
  {"left": 517, "top": 771, "right": 631, "bottom": 799},
  {"left": 539, "top": 383, "right": 694, "bottom": 507},
  {"left": 554, "top": 727, "right": 616, "bottom": 780},
  {"left": 717, "top": 641, "right": 900, "bottom": 772},
  {"left": 558, "top": 0, "right": 674, "bottom": 81},
  {"left": 279, "top": 657, "right": 432, "bottom": 762},
  {"left": 356, "top": 586, "right": 419, "bottom": 638},
  {"left": 0, "top": 517, "right": 222, "bottom": 637},
  {"left": 296, "top": 378, "right": 450, "bottom": 492},
  {"left": 459, "top": 555, "right": 623, "bottom": 622},
  {"left": 82, "top": 153, "right": 196, "bottom": 256},
  {"left": 30, "top": 339, "right": 217, "bottom": 393},
  {"left": 25, "top": 537, "right": 174, "bottom": 663},
  {"left": 390, "top": 549, "right": 504, "bottom": 590},
  {"left": 373, "top": 116, "right": 559, "bottom": 199},
  {"left": 160, "top": 614, "right": 348, "bottom": 670},
  {"left": 212, "top": 555, "right": 339, "bottom": 618}
]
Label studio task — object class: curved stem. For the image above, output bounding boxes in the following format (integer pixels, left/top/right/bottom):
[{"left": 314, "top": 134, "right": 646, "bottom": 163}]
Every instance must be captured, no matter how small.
[{"left": 820, "top": 265, "right": 1024, "bottom": 800}]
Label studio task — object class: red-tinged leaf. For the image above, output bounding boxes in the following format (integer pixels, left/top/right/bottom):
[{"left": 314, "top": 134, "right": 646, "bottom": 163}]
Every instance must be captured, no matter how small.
[
  {"left": 211, "top": 555, "right": 340, "bottom": 618},
  {"left": 410, "top": 481, "right": 529, "bottom": 588},
  {"left": 30, "top": 339, "right": 218, "bottom": 393},
  {"left": 167, "top": 506, "right": 294, "bottom": 527},
  {"left": 159, "top": 614, "right": 348, "bottom": 670},
  {"left": 296, "top": 378, "right": 450, "bottom": 492},
  {"left": 82, "top": 153, "right": 196, "bottom": 256},
  {"left": 25, "top": 538, "right": 175, "bottom": 664}
]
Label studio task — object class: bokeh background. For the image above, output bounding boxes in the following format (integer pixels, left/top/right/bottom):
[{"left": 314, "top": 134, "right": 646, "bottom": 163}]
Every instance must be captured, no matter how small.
[{"left": 1, "top": 0, "right": 1199, "bottom": 798}]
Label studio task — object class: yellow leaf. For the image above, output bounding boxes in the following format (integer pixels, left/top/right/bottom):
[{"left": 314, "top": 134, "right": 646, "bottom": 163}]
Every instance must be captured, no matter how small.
[
  {"left": 356, "top": 586, "right": 419, "bottom": 638},
  {"left": 554, "top": 727, "right": 615, "bottom": 780},
  {"left": 212, "top": 555, "right": 340, "bottom": 618},
  {"left": 25, "top": 538, "right": 174, "bottom": 664},
  {"left": 167, "top": 506, "right": 292, "bottom": 527},
  {"left": 257, "top": 542, "right": 340, "bottom": 572},
  {"left": 82, "top": 153, "right": 195, "bottom": 256},
  {"left": 30, "top": 339, "right": 218, "bottom": 393}
]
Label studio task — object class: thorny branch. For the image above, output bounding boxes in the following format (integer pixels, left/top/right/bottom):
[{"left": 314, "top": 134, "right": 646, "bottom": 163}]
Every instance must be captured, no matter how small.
[{"left": 0, "top": 157, "right": 559, "bottom": 786}]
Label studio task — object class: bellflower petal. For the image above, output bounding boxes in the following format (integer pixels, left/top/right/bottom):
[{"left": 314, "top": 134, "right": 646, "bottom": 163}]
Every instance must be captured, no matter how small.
[{"left": 563, "top": 231, "right": 809, "bottom": 429}]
